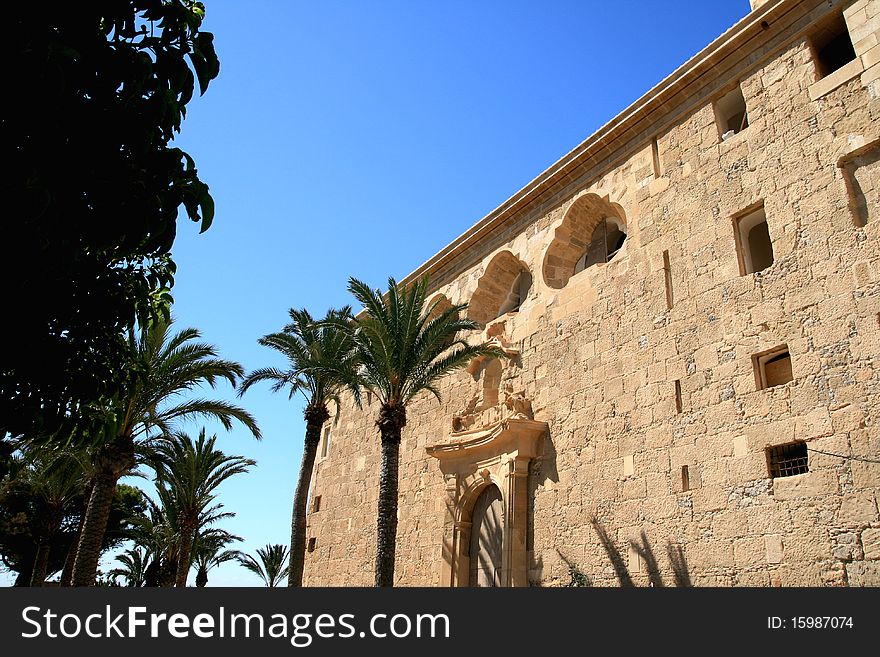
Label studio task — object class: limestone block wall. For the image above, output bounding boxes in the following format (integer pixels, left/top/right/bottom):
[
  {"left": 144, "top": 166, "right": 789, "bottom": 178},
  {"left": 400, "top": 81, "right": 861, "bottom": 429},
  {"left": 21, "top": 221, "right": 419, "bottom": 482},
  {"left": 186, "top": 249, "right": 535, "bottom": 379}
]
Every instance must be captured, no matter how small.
[{"left": 303, "top": 0, "right": 880, "bottom": 587}]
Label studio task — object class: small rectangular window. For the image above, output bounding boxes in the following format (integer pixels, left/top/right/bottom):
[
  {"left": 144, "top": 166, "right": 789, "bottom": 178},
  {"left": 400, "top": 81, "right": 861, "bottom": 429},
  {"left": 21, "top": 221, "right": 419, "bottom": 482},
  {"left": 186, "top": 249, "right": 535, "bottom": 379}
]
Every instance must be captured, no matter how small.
[
  {"left": 652, "top": 137, "right": 662, "bottom": 178},
  {"left": 307, "top": 538, "right": 317, "bottom": 553},
  {"left": 767, "top": 441, "right": 808, "bottom": 478},
  {"left": 715, "top": 85, "right": 749, "bottom": 141},
  {"left": 811, "top": 14, "right": 856, "bottom": 79},
  {"left": 663, "top": 250, "right": 673, "bottom": 309},
  {"left": 681, "top": 465, "right": 690, "bottom": 492},
  {"left": 734, "top": 205, "right": 774, "bottom": 275},
  {"left": 321, "top": 425, "right": 332, "bottom": 459},
  {"left": 312, "top": 495, "right": 322, "bottom": 513},
  {"left": 674, "top": 379, "right": 682, "bottom": 414},
  {"left": 753, "top": 345, "right": 793, "bottom": 390}
]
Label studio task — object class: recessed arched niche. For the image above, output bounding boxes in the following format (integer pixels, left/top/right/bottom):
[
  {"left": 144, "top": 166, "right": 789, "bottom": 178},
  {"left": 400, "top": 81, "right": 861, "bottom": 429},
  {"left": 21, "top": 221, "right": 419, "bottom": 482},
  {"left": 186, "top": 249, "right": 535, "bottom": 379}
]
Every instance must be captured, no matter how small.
[
  {"left": 542, "top": 192, "right": 628, "bottom": 289},
  {"left": 467, "top": 251, "right": 532, "bottom": 326}
]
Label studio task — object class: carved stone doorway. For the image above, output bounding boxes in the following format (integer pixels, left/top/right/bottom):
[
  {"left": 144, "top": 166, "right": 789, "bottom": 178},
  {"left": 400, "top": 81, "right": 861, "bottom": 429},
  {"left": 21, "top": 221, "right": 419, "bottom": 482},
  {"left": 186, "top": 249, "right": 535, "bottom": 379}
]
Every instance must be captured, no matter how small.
[
  {"left": 426, "top": 321, "right": 548, "bottom": 587},
  {"left": 468, "top": 484, "right": 503, "bottom": 587}
]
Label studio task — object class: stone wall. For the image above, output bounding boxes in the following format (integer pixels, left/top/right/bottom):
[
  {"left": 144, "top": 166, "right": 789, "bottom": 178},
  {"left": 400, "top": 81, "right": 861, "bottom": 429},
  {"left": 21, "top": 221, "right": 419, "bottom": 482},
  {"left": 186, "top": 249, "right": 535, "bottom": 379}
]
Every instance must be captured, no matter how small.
[{"left": 303, "top": 0, "right": 880, "bottom": 587}]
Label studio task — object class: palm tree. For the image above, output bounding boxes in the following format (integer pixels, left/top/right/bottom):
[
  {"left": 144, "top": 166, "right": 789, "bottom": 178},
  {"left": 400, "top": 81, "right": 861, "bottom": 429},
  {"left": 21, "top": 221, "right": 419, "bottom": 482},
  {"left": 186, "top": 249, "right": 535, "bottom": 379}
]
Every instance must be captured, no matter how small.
[
  {"left": 338, "top": 277, "right": 504, "bottom": 586},
  {"left": 25, "top": 448, "right": 85, "bottom": 586},
  {"left": 128, "top": 493, "right": 179, "bottom": 587},
  {"left": 151, "top": 429, "right": 254, "bottom": 586},
  {"left": 238, "top": 307, "right": 356, "bottom": 586},
  {"left": 238, "top": 543, "right": 289, "bottom": 587},
  {"left": 191, "top": 527, "right": 242, "bottom": 587},
  {"left": 7, "top": 442, "right": 88, "bottom": 586},
  {"left": 110, "top": 546, "right": 149, "bottom": 587},
  {"left": 70, "top": 319, "right": 261, "bottom": 586}
]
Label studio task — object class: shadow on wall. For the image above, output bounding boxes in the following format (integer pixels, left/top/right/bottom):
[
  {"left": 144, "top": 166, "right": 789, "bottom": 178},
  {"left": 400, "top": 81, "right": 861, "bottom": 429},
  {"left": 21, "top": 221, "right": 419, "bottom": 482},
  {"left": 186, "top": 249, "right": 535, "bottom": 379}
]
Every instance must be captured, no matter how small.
[
  {"left": 527, "top": 431, "right": 559, "bottom": 581},
  {"left": 840, "top": 141, "right": 880, "bottom": 228},
  {"left": 558, "top": 519, "right": 692, "bottom": 587}
]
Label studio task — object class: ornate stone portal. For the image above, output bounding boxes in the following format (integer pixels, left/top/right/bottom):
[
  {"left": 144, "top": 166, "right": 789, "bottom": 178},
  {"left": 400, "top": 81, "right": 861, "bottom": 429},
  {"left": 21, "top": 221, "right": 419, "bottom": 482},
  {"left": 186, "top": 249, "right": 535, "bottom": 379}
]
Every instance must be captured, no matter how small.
[{"left": 426, "top": 320, "right": 548, "bottom": 587}]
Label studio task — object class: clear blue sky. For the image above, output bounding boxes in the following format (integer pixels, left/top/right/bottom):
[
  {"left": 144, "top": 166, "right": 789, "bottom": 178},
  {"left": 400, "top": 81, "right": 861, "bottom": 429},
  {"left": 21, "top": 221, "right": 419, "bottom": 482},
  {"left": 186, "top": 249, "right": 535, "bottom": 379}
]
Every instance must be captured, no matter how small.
[{"left": 19, "top": 0, "right": 757, "bottom": 586}]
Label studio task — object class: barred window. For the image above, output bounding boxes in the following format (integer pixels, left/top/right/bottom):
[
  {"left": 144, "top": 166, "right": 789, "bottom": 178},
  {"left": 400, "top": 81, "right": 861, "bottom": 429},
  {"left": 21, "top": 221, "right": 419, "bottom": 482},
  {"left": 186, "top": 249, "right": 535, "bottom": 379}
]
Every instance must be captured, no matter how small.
[{"left": 767, "top": 441, "right": 808, "bottom": 478}]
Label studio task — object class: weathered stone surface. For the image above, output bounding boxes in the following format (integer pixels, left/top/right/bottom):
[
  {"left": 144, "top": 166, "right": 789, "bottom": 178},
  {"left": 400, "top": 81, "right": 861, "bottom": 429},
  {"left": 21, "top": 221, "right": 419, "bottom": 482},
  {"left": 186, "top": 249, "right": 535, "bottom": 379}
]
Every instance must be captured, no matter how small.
[
  {"left": 765, "top": 535, "right": 784, "bottom": 564},
  {"left": 861, "top": 529, "right": 880, "bottom": 560},
  {"left": 837, "top": 491, "right": 879, "bottom": 525},
  {"left": 845, "top": 561, "right": 880, "bottom": 586},
  {"left": 303, "top": 0, "right": 880, "bottom": 588},
  {"left": 772, "top": 471, "right": 838, "bottom": 501}
]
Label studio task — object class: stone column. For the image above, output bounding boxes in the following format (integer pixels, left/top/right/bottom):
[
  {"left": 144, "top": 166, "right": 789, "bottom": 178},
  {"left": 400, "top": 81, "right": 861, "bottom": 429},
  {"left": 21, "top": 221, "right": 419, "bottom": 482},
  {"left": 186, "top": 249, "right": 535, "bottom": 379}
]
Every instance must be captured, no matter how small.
[{"left": 501, "top": 456, "right": 531, "bottom": 587}]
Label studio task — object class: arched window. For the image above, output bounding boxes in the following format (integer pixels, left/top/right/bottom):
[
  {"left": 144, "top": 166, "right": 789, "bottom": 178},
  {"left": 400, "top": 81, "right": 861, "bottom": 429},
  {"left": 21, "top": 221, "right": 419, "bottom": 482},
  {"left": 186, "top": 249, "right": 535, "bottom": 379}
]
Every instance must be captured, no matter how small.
[
  {"left": 542, "top": 193, "right": 628, "bottom": 289},
  {"left": 468, "top": 251, "right": 532, "bottom": 326},
  {"left": 497, "top": 269, "right": 532, "bottom": 315},
  {"left": 573, "top": 217, "right": 628, "bottom": 274}
]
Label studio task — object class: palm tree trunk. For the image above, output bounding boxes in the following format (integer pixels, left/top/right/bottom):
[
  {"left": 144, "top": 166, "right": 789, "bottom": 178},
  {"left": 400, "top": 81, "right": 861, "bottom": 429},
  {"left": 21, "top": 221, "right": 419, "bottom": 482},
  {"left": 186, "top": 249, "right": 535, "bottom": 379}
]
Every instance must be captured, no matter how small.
[
  {"left": 196, "top": 565, "right": 208, "bottom": 587},
  {"left": 62, "top": 481, "right": 92, "bottom": 586},
  {"left": 175, "top": 525, "right": 194, "bottom": 587},
  {"left": 71, "top": 472, "right": 118, "bottom": 586},
  {"left": 72, "top": 438, "right": 135, "bottom": 586},
  {"left": 375, "top": 408, "right": 404, "bottom": 587},
  {"left": 60, "top": 537, "right": 77, "bottom": 586},
  {"left": 288, "top": 407, "right": 327, "bottom": 586},
  {"left": 30, "top": 544, "right": 50, "bottom": 586},
  {"left": 159, "top": 558, "right": 176, "bottom": 587}
]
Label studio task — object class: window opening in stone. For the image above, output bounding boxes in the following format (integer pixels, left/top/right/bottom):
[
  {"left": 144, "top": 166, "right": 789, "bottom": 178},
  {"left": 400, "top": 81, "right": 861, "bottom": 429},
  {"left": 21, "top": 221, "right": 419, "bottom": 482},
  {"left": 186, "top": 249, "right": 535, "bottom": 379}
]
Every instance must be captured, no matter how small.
[
  {"left": 320, "top": 425, "right": 332, "bottom": 458},
  {"left": 497, "top": 269, "right": 532, "bottom": 315},
  {"left": 674, "top": 379, "right": 682, "bottom": 414},
  {"left": 681, "top": 465, "right": 690, "bottom": 492},
  {"left": 753, "top": 346, "right": 793, "bottom": 390},
  {"left": 767, "top": 441, "right": 808, "bottom": 478},
  {"left": 811, "top": 13, "right": 856, "bottom": 79},
  {"left": 573, "top": 217, "right": 627, "bottom": 273},
  {"left": 307, "top": 538, "right": 317, "bottom": 553},
  {"left": 312, "top": 495, "right": 322, "bottom": 513},
  {"left": 652, "top": 137, "right": 662, "bottom": 178},
  {"left": 715, "top": 85, "right": 749, "bottom": 140},
  {"left": 663, "top": 249, "right": 673, "bottom": 309},
  {"left": 735, "top": 205, "right": 774, "bottom": 275}
]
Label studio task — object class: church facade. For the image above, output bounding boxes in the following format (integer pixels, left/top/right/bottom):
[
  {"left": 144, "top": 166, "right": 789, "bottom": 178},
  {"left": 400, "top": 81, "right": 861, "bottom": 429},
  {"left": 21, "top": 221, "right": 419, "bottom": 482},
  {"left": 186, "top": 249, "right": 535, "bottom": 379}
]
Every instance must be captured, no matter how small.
[{"left": 304, "top": 0, "right": 880, "bottom": 587}]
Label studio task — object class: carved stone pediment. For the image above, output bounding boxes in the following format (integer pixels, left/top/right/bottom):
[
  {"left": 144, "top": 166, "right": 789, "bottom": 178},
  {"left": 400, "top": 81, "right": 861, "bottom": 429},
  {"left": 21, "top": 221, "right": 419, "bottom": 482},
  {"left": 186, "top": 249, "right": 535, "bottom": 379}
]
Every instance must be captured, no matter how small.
[{"left": 426, "top": 417, "right": 547, "bottom": 465}]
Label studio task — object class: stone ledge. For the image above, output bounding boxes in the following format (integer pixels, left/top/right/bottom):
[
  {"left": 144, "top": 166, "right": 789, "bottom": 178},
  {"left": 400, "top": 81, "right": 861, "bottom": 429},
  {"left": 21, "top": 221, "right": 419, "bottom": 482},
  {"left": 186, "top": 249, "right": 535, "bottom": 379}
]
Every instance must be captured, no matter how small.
[{"left": 808, "top": 58, "right": 865, "bottom": 101}]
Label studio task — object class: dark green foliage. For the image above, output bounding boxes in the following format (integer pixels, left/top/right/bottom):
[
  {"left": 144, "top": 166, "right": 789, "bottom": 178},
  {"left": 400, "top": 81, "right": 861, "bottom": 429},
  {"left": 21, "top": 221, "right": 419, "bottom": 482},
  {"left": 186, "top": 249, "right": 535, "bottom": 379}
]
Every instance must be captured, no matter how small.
[
  {"left": 555, "top": 550, "right": 591, "bottom": 587},
  {"left": 69, "top": 318, "right": 259, "bottom": 585},
  {"left": 0, "top": 1, "right": 220, "bottom": 439},
  {"left": 0, "top": 477, "right": 147, "bottom": 586}
]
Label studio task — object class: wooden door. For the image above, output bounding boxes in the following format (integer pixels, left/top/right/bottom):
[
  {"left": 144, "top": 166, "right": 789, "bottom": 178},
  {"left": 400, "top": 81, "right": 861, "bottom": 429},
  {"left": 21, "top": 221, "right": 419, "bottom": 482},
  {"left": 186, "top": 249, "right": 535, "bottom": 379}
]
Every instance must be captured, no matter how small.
[{"left": 468, "top": 485, "right": 503, "bottom": 587}]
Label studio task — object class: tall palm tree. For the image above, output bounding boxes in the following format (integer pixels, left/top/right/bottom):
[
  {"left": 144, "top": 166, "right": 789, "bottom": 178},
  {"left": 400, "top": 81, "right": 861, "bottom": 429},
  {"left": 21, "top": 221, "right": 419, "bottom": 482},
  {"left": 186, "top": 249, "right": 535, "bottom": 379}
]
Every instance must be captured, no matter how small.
[
  {"left": 191, "top": 527, "right": 242, "bottom": 587},
  {"left": 338, "top": 277, "right": 503, "bottom": 586},
  {"left": 70, "top": 319, "right": 261, "bottom": 586},
  {"left": 238, "top": 543, "right": 289, "bottom": 587},
  {"left": 151, "top": 429, "right": 254, "bottom": 586},
  {"left": 238, "top": 307, "right": 357, "bottom": 587}
]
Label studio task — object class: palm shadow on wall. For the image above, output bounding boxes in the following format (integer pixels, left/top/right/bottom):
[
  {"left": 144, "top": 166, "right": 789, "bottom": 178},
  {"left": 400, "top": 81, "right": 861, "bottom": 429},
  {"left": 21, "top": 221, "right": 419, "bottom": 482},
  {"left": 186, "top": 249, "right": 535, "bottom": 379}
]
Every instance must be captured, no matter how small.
[{"left": 560, "top": 519, "right": 692, "bottom": 587}]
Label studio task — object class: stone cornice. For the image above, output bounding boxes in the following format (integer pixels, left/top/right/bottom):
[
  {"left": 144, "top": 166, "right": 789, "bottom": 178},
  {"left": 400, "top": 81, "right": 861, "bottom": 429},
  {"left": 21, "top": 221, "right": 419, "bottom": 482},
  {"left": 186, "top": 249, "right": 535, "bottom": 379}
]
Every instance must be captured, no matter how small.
[
  {"left": 426, "top": 417, "right": 548, "bottom": 463},
  {"left": 397, "top": 0, "right": 825, "bottom": 292}
]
